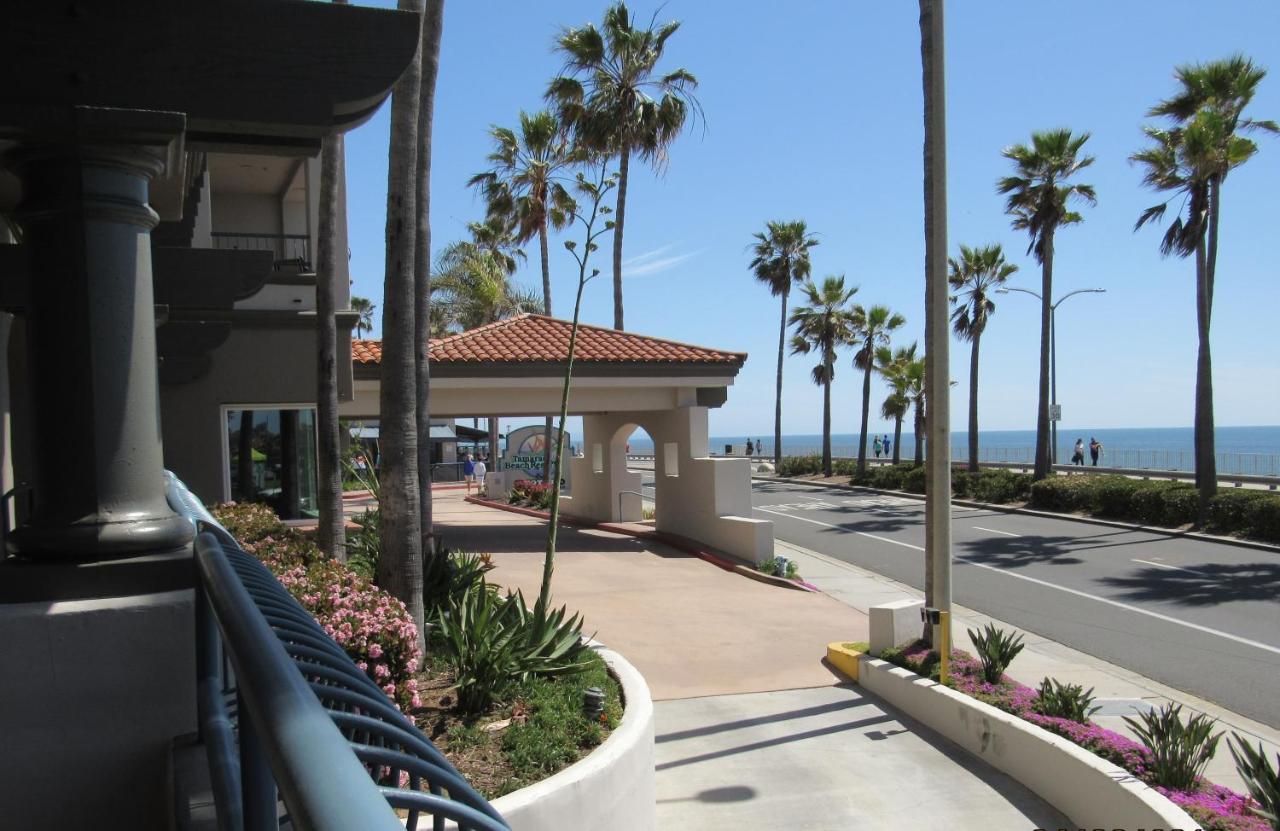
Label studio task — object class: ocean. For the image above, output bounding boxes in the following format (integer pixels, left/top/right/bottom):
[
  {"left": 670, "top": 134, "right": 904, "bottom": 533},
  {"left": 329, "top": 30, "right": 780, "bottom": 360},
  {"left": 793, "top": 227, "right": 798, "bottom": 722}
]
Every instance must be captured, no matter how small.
[{"left": 624, "top": 425, "right": 1280, "bottom": 477}]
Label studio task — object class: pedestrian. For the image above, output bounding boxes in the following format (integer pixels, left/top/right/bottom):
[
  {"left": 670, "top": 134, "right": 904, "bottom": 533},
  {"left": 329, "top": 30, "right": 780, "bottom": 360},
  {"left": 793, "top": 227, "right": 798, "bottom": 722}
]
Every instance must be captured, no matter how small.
[
  {"left": 462, "top": 452, "right": 475, "bottom": 492},
  {"left": 873, "top": 435, "right": 883, "bottom": 459},
  {"left": 1072, "top": 438, "right": 1085, "bottom": 466},
  {"left": 473, "top": 454, "right": 488, "bottom": 496},
  {"left": 755, "top": 439, "right": 763, "bottom": 455},
  {"left": 1089, "top": 437, "right": 1102, "bottom": 467},
  {"left": 884, "top": 435, "right": 892, "bottom": 459},
  {"left": 746, "top": 438, "right": 754, "bottom": 457}
]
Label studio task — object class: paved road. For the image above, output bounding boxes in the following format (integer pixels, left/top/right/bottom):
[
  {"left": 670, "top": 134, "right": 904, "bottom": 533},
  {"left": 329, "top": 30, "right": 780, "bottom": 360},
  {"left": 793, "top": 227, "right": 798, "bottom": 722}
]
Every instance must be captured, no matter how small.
[{"left": 738, "top": 479, "right": 1280, "bottom": 727}]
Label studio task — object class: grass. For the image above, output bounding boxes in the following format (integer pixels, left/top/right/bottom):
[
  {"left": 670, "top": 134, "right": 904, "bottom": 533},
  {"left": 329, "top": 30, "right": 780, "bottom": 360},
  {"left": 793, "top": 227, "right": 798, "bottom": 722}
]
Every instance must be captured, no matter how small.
[{"left": 415, "top": 646, "right": 623, "bottom": 799}]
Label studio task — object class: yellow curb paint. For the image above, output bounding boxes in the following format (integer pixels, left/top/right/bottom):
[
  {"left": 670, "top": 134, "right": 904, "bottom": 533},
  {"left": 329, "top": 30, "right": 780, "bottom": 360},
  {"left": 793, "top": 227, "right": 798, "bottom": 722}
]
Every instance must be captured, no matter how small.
[{"left": 826, "top": 642, "right": 866, "bottom": 682}]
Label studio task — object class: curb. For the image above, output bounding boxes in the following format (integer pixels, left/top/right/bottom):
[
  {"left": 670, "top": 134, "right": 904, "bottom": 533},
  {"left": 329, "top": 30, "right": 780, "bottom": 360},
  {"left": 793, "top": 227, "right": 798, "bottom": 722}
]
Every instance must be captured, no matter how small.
[
  {"left": 754, "top": 474, "right": 1280, "bottom": 555},
  {"left": 464, "top": 496, "right": 817, "bottom": 592}
]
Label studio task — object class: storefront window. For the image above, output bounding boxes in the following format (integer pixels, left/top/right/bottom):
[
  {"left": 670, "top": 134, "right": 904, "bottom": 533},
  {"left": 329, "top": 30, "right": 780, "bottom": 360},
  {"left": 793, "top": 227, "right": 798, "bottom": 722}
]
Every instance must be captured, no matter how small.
[{"left": 226, "top": 407, "right": 317, "bottom": 519}]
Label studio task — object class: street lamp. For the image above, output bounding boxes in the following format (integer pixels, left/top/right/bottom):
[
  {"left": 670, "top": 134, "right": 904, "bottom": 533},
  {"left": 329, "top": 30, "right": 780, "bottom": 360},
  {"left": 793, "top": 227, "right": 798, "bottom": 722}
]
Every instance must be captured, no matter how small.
[{"left": 997, "top": 287, "right": 1106, "bottom": 464}]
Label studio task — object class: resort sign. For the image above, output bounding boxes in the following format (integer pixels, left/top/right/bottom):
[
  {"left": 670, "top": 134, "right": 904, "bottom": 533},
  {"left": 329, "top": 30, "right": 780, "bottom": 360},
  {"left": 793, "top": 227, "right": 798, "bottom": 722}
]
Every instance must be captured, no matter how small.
[{"left": 502, "top": 425, "right": 572, "bottom": 486}]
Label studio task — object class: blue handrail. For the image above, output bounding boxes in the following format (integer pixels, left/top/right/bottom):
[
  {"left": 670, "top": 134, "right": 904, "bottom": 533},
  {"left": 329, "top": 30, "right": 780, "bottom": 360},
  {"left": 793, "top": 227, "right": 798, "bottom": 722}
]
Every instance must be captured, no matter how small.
[{"left": 173, "top": 476, "right": 508, "bottom": 831}]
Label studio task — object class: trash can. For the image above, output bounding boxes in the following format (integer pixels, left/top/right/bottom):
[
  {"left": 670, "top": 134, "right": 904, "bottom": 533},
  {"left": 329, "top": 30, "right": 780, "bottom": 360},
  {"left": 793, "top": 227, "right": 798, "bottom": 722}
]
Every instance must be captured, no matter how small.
[{"left": 725, "top": 444, "right": 734, "bottom": 455}]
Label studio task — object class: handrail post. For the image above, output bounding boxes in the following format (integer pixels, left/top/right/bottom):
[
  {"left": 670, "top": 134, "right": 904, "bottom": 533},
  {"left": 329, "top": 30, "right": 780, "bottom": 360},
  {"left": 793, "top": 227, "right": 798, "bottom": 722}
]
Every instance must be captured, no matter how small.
[{"left": 239, "top": 690, "right": 279, "bottom": 831}]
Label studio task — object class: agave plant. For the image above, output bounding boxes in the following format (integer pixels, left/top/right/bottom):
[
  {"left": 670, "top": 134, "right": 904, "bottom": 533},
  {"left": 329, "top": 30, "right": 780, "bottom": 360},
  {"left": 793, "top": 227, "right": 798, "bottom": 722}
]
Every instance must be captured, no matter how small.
[
  {"left": 1033, "top": 678, "right": 1101, "bottom": 723},
  {"left": 1229, "top": 734, "right": 1280, "bottom": 829},
  {"left": 1123, "top": 703, "right": 1222, "bottom": 791},
  {"left": 968, "top": 623, "right": 1025, "bottom": 683}
]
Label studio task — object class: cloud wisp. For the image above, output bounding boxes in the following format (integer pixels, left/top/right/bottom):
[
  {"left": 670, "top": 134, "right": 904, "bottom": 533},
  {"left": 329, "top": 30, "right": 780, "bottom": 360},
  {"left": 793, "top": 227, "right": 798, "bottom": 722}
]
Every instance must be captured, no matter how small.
[{"left": 622, "top": 245, "right": 704, "bottom": 277}]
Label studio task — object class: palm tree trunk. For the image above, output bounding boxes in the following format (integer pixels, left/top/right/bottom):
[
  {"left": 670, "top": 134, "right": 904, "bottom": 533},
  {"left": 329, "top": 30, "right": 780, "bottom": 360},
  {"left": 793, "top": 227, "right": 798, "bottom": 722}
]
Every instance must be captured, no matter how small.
[
  {"left": 822, "top": 358, "right": 833, "bottom": 477},
  {"left": 968, "top": 334, "right": 980, "bottom": 474},
  {"left": 611, "top": 146, "right": 630, "bottom": 330},
  {"left": 1033, "top": 228, "right": 1054, "bottom": 480},
  {"left": 774, "top": 288, "right": 787, "bottom": 467},
  {"left": 315, "top": 127, "right": 346, "bottom": 560},
  {"left": 892, "top": 415, "right": 903, "bottom": 465},
  {"left": 488, "top": 416, "right": 499, "bottom": 469},
  {"left": 539, "top": 218, "right": 556, "bottom": 487},
  {"left": 237, "top": 410, "right": 254, "bottom": 499},
  {"left": 413, "top": 0, "right": 445, "bottom": 557},
  {"left": 377, "top": 0, "right": 426, "bottom": 644},
  {"left": 1194, "top": 173, "right": 1220, "bottom": 517},
  {"left": 914, "top": 402, "right": 925, "bottom": 466},
  {"left": 857, "top": 355, "right": 872, "bottom": 473}
]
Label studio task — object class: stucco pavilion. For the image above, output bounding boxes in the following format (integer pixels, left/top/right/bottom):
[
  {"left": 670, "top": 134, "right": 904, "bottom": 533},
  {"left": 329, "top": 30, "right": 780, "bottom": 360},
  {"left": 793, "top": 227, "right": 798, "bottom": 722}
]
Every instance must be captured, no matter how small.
[{"left": 345, "top": 314, "right": 774, "bottom": 564}]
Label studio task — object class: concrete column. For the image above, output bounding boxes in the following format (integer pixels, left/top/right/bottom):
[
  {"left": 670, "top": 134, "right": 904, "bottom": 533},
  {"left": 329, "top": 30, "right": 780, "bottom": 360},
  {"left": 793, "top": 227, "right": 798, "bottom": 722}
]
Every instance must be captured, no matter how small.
[{"left": 4, "top": 118, "right": 193, "bottom": 559}]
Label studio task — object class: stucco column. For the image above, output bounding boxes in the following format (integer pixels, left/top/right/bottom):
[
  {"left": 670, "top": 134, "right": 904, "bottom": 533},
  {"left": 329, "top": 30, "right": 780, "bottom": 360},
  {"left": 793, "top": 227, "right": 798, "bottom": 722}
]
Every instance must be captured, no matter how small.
[{"left": 4, "top": 115, "right": 193, "bottom": 559}]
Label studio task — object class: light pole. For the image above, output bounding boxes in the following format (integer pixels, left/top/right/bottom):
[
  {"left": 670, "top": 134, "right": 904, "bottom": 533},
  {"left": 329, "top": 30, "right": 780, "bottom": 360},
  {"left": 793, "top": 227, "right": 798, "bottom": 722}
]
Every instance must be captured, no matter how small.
[{"left": 998, "top": 287, "right": 1106, "bottom": 464}]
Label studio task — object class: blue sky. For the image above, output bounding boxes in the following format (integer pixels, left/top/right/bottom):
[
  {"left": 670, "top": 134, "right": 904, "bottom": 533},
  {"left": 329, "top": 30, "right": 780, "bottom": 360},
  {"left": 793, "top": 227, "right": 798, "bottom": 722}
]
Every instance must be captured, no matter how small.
[{"left": 344, "top": 1, "right": 1280, "bottom": 440}]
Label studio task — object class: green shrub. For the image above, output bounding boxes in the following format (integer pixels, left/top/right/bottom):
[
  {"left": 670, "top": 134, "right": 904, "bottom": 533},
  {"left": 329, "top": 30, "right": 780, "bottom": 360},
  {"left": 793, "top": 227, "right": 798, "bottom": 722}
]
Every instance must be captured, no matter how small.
[
  {"left": 871, "top": 465, "right": 912, "bottom": 490},
  {"left": 1161, "top": 485, "right": 1202, "bottom": 527},
  {"left": 758, "top": 556, "right": 799, "bottom": 580},
  {"left": 423, "top": 543, "right": 495, "bottom": 622},
  {"left": 901, "top": 466, "right": 927, "bottom": 494},
  {"left": 833, "top": 458, "right": 858, "bottom": 477},
  {"left": 969, "top": 469, "right": 1032, "bottom": 504},
  {"left": 346, "top": 508, "right": 379, "bottom": 579},
  {"left": 968, "top": 623, "right": 1025, "bottom": 684},
  {"left": 1033, "top": 678, "right": 1100, "bottom": 723},
  {"left": 1229, "top": 734, "right": 1280, "bottom": 829},
  {"left": 777, "top": 455, "right": 823, "bottom": 477},
  {"left": 1123, "top": 702, "right": 1222, "bottom": 791},
  {"left": 1207, "top": 490, "right": 1274, "bottom": 535},
  {"left": 1088, "top": 475, "right": 1142, "bottom": 517},
  {"left": 1244, "top": 497, "right": 1280, "bottom": 544},
  {"left": 950, "top": 469, "right": 971, "bottom": 498},
  {"left": 213, "top": 501, "right": 287, "bottom": 544},
  {"left": 1128, "top": 481, "right": 1181, "bottom": 525},
  {"left": 1028, "top": 476, "right": 1092, "bottom": 512}
]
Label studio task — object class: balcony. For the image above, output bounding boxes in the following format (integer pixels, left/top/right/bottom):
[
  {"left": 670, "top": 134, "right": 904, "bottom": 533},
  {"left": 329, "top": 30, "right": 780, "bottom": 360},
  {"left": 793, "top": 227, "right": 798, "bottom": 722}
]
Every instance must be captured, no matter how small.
[{"left": 212, "top": 232, "right": 312, "bottom": 272}]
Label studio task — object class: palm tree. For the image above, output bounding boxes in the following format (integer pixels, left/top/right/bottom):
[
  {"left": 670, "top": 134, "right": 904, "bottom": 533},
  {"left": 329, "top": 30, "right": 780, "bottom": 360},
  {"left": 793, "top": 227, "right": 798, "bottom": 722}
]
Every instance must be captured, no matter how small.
[
  {"left": 1132, "top": 55, "right": 1276, "bottom": 516},
  {"left": 788, "top": 276, "right": 857, "bottom": 477},
  {"left": 902, "top": 354, "right": 927, "bottom": 466},
  {"left": 469, "top": 110, "right": 577, "bottom": 315},
  {"left": 997, "top": 129, "right": 1096, "bottom": 480},
  {"left": 547, "top": 1, "right": 701, "bottom": 330},
  {"left": 315, "top": 121, "right": 345, "bottom": 561},
  {"left": 464, "top": 216, "right": 527, "bottom": 282},
  {"left": 379, "top": 0, "right": 426, "bottom": 644},
  {"left": 949, "top": 244, "right": 1018, "bottom": 473},
  {"left": 415, "top": 0, "right": 444, "bottom": 553},
  {"left": 852, "top": 305, "right": 905, "bottom": 473},
  {"left": 352, "top": 296, "right": 376, "bottom": 338},
  {"left": 750, "top": 221, "right": 819, "bottom": 468},
  {"left": 875, "top": 342, "right": 918, "bottom": 466}
]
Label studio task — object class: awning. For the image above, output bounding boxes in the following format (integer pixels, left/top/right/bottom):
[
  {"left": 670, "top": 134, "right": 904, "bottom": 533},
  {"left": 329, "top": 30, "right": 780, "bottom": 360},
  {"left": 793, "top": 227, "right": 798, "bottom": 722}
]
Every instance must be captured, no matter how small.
[
  {"left": 455, "top": 424, "right": 491, "bottom": 441},
  {"left": 429, "top": 425, "right": 457, "bottom": 441}
]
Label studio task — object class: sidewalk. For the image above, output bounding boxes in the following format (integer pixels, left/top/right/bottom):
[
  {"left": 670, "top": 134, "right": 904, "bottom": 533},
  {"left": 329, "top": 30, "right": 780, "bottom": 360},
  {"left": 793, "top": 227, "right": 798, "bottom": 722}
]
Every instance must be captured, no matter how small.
[
  {"left": 776, "top": 536, "right": 1280, "bottom": 794},
  {"left": 434, "top": 492, "right": 1068, "bottom": 829}
]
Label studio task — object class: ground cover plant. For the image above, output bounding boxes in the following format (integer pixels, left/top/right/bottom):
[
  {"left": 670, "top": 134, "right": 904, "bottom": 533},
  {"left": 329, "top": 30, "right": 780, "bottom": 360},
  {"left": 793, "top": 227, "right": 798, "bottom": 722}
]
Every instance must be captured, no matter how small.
[
  {"left": 757, "top": 556, "right": 800, "bottom": 580},
  {"left": 878, "top": 636, "right": 1269, "bottom": 831},
  {"left": 509, "top": 479, "right": 554, "bottom": 511}
]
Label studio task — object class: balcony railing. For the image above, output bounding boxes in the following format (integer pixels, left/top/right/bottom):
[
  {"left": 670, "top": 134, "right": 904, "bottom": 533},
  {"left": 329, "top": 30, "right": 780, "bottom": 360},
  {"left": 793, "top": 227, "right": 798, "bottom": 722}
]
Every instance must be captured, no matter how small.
[
  {"left": 211, "top": 232, "right": 311, "bottom": 271},
  {"left": 169, "top": 476, "right": 508, "bottom": 831}
]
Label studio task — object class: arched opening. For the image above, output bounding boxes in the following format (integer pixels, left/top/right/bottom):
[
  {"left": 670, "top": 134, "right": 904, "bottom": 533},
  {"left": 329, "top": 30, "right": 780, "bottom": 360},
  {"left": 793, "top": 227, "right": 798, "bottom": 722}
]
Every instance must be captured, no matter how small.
[{"left": 609, "top": 421, "right": 672, "bottom": 525}]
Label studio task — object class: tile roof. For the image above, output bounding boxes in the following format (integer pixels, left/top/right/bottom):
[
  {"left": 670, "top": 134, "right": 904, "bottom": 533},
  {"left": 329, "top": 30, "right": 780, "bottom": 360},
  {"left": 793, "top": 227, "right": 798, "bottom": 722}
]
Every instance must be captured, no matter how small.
[{"left": 352, "top": 314, "right": 746, "bottom": 367}]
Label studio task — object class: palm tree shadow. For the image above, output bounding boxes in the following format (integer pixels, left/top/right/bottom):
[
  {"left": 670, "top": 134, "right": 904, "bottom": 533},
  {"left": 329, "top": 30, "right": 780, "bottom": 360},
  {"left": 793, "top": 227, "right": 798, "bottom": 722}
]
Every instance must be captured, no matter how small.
[
  {"left": 956, "top": 534, "right": 1086, "bottom": 568},
  {"left": 1100, "top": 563, "right": 1280, "bottom": 606}
]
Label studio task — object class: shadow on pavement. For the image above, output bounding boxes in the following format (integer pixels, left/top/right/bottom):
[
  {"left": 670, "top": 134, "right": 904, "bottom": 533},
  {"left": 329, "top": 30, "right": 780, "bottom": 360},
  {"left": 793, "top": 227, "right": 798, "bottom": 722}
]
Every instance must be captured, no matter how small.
[{"left": 1100, "top": 562, "right": 1280, "bottom": 606}]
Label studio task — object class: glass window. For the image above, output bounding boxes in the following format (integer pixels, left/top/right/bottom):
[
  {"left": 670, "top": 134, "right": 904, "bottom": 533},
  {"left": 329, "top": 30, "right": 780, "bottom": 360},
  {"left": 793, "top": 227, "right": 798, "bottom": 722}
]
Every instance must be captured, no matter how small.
[{"left": 226, "top": 407, "right": 318, "bottom": 519}]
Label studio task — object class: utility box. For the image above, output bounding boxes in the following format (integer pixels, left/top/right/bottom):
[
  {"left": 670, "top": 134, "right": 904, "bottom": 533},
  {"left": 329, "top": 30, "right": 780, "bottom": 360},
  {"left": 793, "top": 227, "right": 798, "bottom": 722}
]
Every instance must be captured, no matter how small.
[{"left": 869, "top": 599, "right": 926, "bottom": 656}]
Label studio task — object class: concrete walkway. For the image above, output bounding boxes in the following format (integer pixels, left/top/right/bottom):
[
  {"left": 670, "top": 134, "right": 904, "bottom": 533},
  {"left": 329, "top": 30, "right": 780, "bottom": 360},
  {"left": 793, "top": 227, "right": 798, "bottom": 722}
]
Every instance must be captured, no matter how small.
[{"left": 435, "top": 492, "right": 1068, "bottom": 829}]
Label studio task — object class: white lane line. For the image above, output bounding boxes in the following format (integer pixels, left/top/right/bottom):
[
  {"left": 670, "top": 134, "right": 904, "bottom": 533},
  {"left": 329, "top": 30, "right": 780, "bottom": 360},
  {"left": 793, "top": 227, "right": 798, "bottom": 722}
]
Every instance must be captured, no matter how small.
[
  {"left": 973, "top": 525, "right": 1021, "bottom": 537},
  {"left": 795, "top": 494, "right": 832, "bottom": 503},
  {"left": 754, "top": 505, "right": 1280, "bottom": 657},
  {"left": 753, "top": 506, "right": 925, "bottom": 551},
  {"left": 1132, "top": 558, "right": 1206, "bottom": 576}
]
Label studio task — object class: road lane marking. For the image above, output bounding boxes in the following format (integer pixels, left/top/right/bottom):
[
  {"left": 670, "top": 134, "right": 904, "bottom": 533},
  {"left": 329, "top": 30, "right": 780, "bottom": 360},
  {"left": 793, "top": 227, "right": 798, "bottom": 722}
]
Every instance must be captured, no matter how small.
[
  {"left": 753, "top": 506, "right": 925, "bottom": 551},
  {"left": 1131, "top": 558, "right": 1206, "bottom": 576},
  {"left": 754, "top": 504, "right": 1280, "bottom": 657},
  {"left": 973, "top": 526, "right": 1022, "bottom": 537}
]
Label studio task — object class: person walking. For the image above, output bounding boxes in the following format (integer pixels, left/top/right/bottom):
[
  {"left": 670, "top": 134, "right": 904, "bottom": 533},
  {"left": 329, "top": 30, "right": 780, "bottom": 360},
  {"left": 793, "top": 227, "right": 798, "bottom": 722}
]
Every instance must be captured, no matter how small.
[
  {"left": 746, "top": 438, "right": 754, "bottom": 457},
  {"left": 755, "top": 439, "right": 763, "bottom": 455},
  {"left": 462, "top": 452, "right": 475, "bottom": 493},
  {"left": 1089, "top": 437, "right": 1102, "bottom": 467},
  {"left": 473, "top": 454, "right": 488, "bottom": 496},
  {"left": 1072, "top": 438, "right": 1085, "bottom": 466},
  {"left": 873, "top": 435, "right": 883, "bottom": 459},
  {"left": 883, "top": 435, "right": 892, "bottom": 459}
]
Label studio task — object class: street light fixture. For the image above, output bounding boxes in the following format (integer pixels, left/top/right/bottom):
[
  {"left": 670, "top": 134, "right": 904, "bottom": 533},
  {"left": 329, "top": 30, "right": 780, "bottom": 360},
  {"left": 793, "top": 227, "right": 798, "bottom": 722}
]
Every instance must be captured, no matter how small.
[{"left": 997, "top": 287, "right": 1106, "bottom": 464}]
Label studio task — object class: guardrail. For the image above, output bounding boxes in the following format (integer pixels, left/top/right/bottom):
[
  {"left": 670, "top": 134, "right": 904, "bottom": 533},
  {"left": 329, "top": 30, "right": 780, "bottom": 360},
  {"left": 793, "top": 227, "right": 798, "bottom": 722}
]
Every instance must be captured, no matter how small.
[
  {"left": 211, "top": 232, "right": 311, "bottom": 270},
  {"left": 169, "top": 477, "right": 508, "bottom": 831}
]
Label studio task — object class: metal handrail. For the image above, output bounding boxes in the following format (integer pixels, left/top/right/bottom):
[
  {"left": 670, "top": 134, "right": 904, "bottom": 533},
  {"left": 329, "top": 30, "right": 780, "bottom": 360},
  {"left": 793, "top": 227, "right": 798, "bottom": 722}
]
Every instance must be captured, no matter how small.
[{"left": 180, "top": 487, "right": 509, "bottom": 831}]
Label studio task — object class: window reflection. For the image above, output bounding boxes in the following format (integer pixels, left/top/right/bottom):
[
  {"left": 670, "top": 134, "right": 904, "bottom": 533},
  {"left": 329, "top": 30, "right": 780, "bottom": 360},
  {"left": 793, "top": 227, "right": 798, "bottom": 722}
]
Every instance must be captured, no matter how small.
[{"left": 226, "top": 408, "right": 317, "bottom": 519}]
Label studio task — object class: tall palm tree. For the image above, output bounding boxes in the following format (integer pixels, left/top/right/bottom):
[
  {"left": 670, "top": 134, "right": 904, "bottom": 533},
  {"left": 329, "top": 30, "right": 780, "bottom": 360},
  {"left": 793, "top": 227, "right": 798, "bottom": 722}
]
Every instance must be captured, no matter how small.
[
  {"left": 750, "top": 220, "right": 819, "bottom": 468},
  {"left": 788, "top": 276, "right": 857, "bottom": 477},
  {"left": 469, "top": 110, "right": 577, "bottom": 315},
  {"left": 315, "top": 119, "right": 346, "bottom": 561},
  {"left": 875, "top": 342, "right": 919, "bottom": 466},
  {"left": 547, "top": 1, "right": 701, "bottom": 330},
  {"left": 1133, "top": 55, "right": 1276, "bottom": 516},
  {"left": 414, "top": 0, "right": 445, "bottom": 554},
  {"left": 351, "top": 296, "right": 376, "bottom": 338},
  {"left": 997, "top": 129, "right": 1096, "bottom": 480},
  {"left": 949, "top": 244, "right": 1018, "bottom": 473},
  {"left": 852, "top": 305, "right": 905, "bottom": 473},
  {"left": 901, "top": 354, "right": 927, "bottom": 466},
  {"left": 379, "top": 0, "right": 426, "bottom": 644}
]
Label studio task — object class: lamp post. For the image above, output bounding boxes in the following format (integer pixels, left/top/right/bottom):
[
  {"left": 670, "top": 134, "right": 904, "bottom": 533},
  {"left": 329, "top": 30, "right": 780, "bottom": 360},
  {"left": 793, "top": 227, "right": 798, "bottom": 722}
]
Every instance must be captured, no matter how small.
[{"left": 998, "top": 287, "right": 1106, "bottom": 464}]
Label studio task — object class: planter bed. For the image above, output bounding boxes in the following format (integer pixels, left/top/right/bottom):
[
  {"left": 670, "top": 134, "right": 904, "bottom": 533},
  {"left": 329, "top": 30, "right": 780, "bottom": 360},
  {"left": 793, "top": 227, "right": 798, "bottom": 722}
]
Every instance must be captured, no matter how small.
[{"left": 859, "top": 642, "right": 1267, "bottom": 831}]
